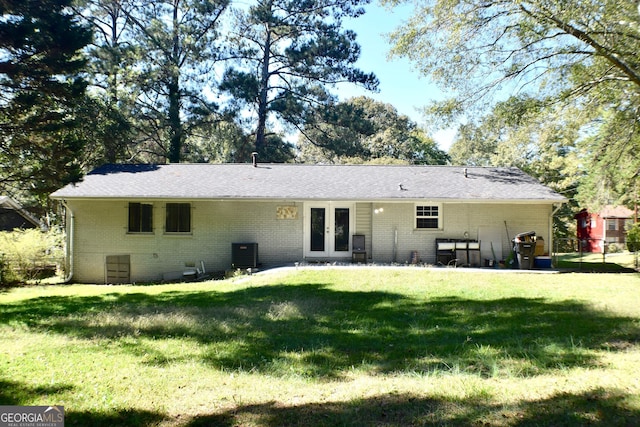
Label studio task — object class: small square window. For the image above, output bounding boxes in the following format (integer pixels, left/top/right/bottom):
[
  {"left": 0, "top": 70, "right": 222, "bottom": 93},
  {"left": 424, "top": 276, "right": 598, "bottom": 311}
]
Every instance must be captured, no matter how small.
[
  {"left": 416, "top": 205, "right": 440, "bottom": 229},
  {"left": 166, "top": 203, "right": 191, "bottom": 233},
  {"left": 128, "top": 203, "right": 153, "bottom": 233}
]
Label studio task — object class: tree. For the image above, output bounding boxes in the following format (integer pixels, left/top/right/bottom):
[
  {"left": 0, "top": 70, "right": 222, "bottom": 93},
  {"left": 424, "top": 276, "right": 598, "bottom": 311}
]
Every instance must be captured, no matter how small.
[
  {"left": 183, "top": 121, "right": 295, "bottom": 163},
  {"left": 78, "top": 0, "right": 138, "bottom": 104},
  {"left": 384, "top": 0, "right": 640, "bottom": 204},
  {"left": 448, "top": 94, "right": 584, "bottom": 242},
  {"left": 298, "top": 96, "right": 449, "bottom": 164},
  {"left": 449, "top": 95, "right": 570, "bottom": 170},
  {"left": 74, "top": 0, "right": 139, "bottom": 164},
  {"left": 627, "top": 222, "right": 640, "bottom": 252},
  {"left": 73, "top": 96, "right": 134, "bottom": 166},
  {"left": 574, "top": 104, "right": 640, "bottom": 209},
  {"left": 0, "top": 0, "right": 92, "bottom": 201},
  {"left": 385, "top": 0, "right": 640, "bottom": 112},
  {"left": 220, "top": 0, "right": 378, "bottom": 160},
  {"left": 82, "top": 0, "right": 229, "bottom": 163},
  {"left": 626, "top": 220, "right": 640, "bottom": 268},
  {"left": 298, "top": 98, "right": 376, "bottom": 161},
  {"left": 182, "top": 121, "right": 246, "bottom": 163}
]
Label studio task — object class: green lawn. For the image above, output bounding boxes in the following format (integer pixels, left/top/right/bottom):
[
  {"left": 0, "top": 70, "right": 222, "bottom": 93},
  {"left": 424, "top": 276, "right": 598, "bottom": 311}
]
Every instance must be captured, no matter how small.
[{"left": 1, "top": 269, "right": 639, "bottom": 426}]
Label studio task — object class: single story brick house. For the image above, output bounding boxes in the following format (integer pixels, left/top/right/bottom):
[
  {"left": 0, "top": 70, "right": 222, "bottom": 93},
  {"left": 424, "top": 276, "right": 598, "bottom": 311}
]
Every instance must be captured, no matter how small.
[{"left": 50, "top": 163, "right": 566, "bottom": 283}]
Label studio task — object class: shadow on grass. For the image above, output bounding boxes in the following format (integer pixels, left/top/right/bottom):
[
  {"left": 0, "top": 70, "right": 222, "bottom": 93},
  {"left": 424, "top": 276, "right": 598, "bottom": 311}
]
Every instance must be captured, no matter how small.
[
  {"left": 556, "top": 253, "right": 637, "bottom": 272},
  {"left": 65, "top": 408, "right": 169, "bottom": 427},
  {"left": 3, "top": 377, "right": 636, "bottom": 426},
  {"left": 1, "top": 283, "right": 639, "bottom": 379},
  {"left": 186, "top": 388, "right": 640, "bottom": 426},
  {"left": 556, "top": 260, "right": 636, "bottom": 273},
  {"left": 0, "top": 379, "right": 167, "bottom": 426},
  {"left": 0, "top": 379, "right": 74, "bottom": 405}
]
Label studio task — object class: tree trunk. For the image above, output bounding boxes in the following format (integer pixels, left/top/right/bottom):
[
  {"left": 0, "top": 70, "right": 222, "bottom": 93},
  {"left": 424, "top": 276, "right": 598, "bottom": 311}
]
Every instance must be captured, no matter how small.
[
  {"left": 255, "top": 16, "right": 272, "bottom": 155},
  {"left": 167, "top": 78, "right": 182, "bottom": 163},
  {"left": 168, "top": 2, "right": 182, "bottom": 163}
]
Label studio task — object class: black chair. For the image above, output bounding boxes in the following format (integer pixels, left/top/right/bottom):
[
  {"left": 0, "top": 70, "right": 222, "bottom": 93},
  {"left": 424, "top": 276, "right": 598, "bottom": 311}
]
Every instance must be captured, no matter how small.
[{"left": 352, "top": 234, "right": 366, "bottom": 263}]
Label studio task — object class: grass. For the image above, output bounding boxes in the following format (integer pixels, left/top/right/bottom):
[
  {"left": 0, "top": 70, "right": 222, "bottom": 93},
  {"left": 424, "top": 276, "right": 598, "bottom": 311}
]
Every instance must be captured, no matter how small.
[
  {"left": 556, "top": 251, "right": 637, "bottom": 272},
  {"left": 1, "top": 268, "right": 640, "bottom": 426}
]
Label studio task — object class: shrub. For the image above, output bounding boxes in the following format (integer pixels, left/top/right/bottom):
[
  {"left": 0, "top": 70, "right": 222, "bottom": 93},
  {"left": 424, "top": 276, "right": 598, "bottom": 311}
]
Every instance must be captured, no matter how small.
[
  {"left": 0, "top": 254, "right": 15, "bottom": 285},
  {"left": 627, "top": 222, "right": 640, "bottom": 252},
  {"left": 607, "top": 243, "right": 622, "bottom": 253},
  {"left": 0, "top": 229, "right": 64, "bottom": 284}
]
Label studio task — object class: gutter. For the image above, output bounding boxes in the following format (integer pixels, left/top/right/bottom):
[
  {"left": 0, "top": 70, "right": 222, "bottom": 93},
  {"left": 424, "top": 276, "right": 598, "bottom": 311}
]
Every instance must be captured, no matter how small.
[
  {"left": 550, "top": 203, "right": 563, "bottom": 264},
  {"left": 51, "top": 196, "right": 567, "bottom": 205},
  {"left": 61, "top": 200, "right": 74, "bottom": 283}
]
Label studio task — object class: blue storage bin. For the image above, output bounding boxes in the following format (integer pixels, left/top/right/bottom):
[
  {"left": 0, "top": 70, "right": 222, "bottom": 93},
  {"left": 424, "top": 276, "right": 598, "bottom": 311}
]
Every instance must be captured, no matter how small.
[{"left": 534, "top": 256, "right": 552, "bottom": 268}]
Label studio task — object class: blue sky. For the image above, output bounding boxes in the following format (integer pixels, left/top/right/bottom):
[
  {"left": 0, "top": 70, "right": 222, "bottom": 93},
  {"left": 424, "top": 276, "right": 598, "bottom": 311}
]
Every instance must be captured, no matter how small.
[{"left": 338, "top": 2, "right": 457, "bottom": 151}]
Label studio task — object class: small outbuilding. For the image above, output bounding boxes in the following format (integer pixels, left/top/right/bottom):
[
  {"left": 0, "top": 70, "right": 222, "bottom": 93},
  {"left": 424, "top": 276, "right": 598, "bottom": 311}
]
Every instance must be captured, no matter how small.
[
  {"left": 0, "top": 196, "right": 40, "bottom": 231},
  {"left": 51, "top": 164, "right": 566, "bottom": 283}
]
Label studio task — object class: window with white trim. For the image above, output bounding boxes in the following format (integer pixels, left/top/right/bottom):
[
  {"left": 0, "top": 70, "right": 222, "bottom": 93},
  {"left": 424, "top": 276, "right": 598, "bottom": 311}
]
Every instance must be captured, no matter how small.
[{"left": 416, "top": 204, "right": 441, "bottom": 229}]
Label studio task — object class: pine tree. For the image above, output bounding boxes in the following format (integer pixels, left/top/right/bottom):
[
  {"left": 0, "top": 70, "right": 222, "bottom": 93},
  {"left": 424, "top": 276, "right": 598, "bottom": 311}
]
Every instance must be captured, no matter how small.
[
  {"left": 118, "top": 0, "right": 229, "bottom": 163},
  {"left": 220, "top": 0, "right": 378, "bottom": 159},
  {"left": 0, "top": 0, "right": 92, "bottom": 199}
]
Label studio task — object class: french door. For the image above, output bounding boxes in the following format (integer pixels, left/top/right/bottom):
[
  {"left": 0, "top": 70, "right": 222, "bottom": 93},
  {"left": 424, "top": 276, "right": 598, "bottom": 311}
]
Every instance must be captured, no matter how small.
[{"left": 304, "top": 202, "right": 354, "bottom": 258}]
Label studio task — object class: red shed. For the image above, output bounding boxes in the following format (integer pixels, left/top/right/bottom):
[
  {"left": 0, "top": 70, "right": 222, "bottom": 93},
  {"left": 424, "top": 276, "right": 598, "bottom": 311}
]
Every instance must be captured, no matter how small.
[{"left": 575, "top": 205, "right": 635, "bottom": 252}]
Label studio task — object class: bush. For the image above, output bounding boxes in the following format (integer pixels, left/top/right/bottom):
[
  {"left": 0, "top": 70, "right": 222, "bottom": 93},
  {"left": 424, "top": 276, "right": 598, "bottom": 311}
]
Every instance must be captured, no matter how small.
[
  {"left": 627, "top": 222, "right": 640, "bottom": 252},
  {"left": 0, "top": 254, "right": 15, "bottom": 285},
  {"left": 607, "top": 243, "right": 622, "bottom": 253},
  {"left": 0, "top": 229, "right": 64, "bottom": 284}
]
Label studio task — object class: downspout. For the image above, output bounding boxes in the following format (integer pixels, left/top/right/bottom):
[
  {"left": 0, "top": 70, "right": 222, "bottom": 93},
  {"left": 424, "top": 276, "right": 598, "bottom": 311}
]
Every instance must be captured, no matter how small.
[
  {"left": 393, "top": 227, "right": 398, "bottom": 263},
  {"left": 62, "top": 200, "right": 74, "bottom": 282}
]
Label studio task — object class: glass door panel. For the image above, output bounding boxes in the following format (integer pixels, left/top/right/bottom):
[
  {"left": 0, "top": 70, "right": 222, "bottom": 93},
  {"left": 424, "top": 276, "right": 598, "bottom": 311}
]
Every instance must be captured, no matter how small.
[
  {"left": 310, "top": 207, "right": 326, "bottom": 252},
  {"left": 334, "top": 208, "right": 350, "bottom": 252}
]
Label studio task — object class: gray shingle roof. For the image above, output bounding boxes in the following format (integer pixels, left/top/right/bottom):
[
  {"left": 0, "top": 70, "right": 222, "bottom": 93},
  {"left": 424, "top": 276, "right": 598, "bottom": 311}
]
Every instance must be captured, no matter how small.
[{"left": 50, "top": 164, "right": 566, "bottom": 203}]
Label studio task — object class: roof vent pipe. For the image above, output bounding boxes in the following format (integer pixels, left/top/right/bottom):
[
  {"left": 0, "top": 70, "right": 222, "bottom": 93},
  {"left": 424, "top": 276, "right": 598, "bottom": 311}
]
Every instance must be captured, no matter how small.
[
  {"left": 464, "top": 168, "right": 468, "bottom": 178},
  {"left": 252, "top": 152, "right": 258, "bottom": 167}
]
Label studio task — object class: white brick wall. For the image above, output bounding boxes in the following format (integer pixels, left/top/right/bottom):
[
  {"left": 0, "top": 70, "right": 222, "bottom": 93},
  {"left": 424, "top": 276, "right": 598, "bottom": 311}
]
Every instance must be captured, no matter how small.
[
  {"left": 66, "top": 199, "right": 553, "bottom": 282},
  {"left": 67, "top": 200, "right": 303, "bottom": 283},
  {"left": 370, "top": 202, "right": 552, "bottom": 264}
]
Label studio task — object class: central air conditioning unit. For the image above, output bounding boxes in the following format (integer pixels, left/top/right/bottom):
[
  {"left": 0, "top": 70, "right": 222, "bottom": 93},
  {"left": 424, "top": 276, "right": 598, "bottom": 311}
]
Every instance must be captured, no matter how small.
[{"left": 232, "top": 243, "right": 258, "bottom": 268}]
